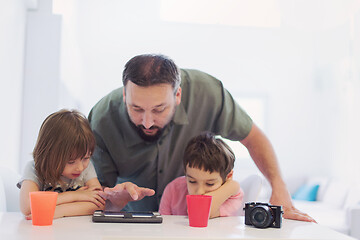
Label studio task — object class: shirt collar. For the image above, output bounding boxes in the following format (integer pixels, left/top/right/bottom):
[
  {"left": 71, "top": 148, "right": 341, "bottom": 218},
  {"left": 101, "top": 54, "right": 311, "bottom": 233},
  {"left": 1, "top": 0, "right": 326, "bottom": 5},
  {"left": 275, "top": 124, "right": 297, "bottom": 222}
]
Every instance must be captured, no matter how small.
[{"left": 172, "top": 101, "right": 189, "bottom": 125}]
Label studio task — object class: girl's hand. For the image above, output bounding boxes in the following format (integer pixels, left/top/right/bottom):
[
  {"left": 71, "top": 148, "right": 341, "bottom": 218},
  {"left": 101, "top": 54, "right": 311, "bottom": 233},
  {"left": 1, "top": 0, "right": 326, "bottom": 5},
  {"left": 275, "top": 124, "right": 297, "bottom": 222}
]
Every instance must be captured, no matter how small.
[{"left": 74, "top": 187, "right": 105, "bottom": 207}]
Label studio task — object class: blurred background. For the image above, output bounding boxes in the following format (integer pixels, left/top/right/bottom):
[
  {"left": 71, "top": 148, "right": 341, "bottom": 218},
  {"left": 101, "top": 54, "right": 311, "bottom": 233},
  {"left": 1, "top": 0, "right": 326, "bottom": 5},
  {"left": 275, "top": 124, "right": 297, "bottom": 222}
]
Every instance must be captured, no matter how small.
[{"left": 1, "top": 0, "right": 360, "bottom": 185}]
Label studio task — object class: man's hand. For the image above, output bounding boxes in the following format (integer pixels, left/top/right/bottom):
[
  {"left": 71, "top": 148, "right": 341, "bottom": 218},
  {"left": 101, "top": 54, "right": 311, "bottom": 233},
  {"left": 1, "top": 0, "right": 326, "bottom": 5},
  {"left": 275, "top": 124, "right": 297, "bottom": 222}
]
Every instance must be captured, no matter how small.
[
  {"left": 99, "top": 182, "right": 155, "bottom": 210},
  {"left": 241, "top": 124, "right": 316, "bottom": 223},
  {"left": 269, "top": 185, "right": 316, "bottom": 223}
]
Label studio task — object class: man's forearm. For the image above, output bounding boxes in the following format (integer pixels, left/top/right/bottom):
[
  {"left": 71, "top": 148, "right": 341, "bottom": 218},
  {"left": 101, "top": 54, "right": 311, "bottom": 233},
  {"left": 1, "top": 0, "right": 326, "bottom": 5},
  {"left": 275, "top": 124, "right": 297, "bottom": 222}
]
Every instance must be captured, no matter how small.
[{"left": 240, "top": 123, "right": 285, "bottom": 189}]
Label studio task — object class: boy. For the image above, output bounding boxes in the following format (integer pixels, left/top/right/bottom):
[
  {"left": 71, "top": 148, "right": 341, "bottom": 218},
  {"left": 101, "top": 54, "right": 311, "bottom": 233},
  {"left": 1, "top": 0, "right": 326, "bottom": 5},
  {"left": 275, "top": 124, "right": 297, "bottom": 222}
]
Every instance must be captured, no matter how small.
[{"left": 159, "top": 132, "right": 243, "bottom": 218}]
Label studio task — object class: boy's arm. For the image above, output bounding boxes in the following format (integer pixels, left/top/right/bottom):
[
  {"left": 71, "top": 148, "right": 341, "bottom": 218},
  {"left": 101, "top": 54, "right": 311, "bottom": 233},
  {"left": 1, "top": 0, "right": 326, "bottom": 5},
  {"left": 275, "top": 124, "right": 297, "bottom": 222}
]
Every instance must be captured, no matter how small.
[
  {"left": 19, "top": 180, "right": 40, "bottom": 216},
  {"left": 205, "top": 180, "right": 240, "bottom": 219}
]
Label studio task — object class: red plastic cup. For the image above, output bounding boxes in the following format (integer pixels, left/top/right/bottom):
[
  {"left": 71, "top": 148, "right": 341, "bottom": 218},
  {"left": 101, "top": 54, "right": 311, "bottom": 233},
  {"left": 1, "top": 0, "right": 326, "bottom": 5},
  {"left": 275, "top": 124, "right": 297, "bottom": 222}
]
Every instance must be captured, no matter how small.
[
  {"left": 186, "top": 195, "right": 212, "bottom": 227},
  {"left": 29, "top": 191, "right": 58, "bottom": 226}
]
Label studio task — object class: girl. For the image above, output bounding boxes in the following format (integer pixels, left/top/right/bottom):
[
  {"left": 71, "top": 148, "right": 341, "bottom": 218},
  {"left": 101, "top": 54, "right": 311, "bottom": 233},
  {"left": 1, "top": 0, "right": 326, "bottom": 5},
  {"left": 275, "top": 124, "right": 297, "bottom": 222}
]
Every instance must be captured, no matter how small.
[{"left": 18, "top": 109, "right": 105, "bottom": 219}]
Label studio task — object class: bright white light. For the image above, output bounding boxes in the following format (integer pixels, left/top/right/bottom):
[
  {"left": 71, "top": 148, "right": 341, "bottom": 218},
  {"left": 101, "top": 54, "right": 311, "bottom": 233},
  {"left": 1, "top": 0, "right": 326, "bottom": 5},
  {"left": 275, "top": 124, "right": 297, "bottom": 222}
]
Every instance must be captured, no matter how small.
[
  {"left": 52, "top": 0, "right": 71, "bottom": 15},
  {"left": 160, "top": 0, "right": 281, "bottom": 27}
]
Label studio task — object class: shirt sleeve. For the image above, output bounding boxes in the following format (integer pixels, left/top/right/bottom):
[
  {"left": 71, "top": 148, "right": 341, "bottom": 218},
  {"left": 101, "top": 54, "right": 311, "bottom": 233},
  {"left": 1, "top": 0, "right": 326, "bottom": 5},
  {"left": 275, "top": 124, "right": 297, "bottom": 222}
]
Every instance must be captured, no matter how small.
[
  {"left": 16, "top": 161, "right": 40, "bottom": 189},
  {"left": 88, "top": 107, "right": 120, "bottom": 188},
  {"left": 82, "top": 161, "right": 98, "bottom": 183},
  {"left": 215, "top": 84, "right": 253, "bottom": 141},
  {"left": 181, "top": 69, "right": 253, "bottom": 141},
  {"left": 159, "top": 182, "right": 174, "bottom": 215},
  {"left": 219, "top": 188, "right": 244, "bottom": 217}
]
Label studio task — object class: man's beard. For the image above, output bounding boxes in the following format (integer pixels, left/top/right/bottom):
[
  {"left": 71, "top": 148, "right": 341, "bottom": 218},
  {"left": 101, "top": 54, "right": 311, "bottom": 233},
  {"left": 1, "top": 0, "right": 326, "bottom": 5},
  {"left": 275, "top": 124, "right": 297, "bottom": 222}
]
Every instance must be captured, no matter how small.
[
  {"left": 134, "top": 124, "right": 164, "bottom": 142},
  {"left": 125, "top": 103, "right": 177, "bottom": 142}
]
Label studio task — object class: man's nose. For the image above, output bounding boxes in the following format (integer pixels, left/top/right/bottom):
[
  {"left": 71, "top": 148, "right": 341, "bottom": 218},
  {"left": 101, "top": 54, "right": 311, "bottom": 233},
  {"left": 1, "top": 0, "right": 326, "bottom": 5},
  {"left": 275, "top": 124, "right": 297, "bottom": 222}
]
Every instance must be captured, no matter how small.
[{"left": 142, "top": 112, "right": 154, "bottom": 129}]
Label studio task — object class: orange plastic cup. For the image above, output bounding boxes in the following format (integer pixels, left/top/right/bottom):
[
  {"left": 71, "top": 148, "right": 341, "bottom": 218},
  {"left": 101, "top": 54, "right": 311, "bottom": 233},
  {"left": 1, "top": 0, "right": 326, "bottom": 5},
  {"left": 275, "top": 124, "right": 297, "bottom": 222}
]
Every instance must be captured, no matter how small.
[
  {"left": 29, "top": 191, "right": 58, "bottom": 226},
  {"left": 186, "top": 195, "right": 212, "bottom": 227}
]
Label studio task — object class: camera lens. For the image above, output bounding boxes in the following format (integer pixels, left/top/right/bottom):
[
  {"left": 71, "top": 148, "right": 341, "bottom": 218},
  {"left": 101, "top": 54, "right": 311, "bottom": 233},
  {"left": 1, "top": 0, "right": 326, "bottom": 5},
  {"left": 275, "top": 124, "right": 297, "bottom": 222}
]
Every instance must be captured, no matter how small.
[
  {"left": 254, "top": 211, "right": 265, "bottom": 222},
  {"left": 249, "top": 205, "right": 274, "bottom": 228}
]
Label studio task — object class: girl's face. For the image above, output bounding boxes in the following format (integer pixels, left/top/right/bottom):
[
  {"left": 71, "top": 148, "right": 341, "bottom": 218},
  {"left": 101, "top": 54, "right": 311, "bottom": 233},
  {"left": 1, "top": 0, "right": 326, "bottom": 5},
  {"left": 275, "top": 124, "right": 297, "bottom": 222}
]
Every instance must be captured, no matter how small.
[
  {"left": 185, "top": 165, "right": 224, "bottom": 195},
  {"left": 62, "top": 153, "right": 91, "bottom": 179}
]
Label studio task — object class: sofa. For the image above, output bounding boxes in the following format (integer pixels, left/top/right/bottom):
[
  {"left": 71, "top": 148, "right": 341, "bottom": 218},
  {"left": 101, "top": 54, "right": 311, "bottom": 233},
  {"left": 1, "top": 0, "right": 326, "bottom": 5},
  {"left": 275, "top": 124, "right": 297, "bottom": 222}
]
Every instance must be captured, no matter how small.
[{"left": 259, "top": 175, "right": 360, "bottom": 239}]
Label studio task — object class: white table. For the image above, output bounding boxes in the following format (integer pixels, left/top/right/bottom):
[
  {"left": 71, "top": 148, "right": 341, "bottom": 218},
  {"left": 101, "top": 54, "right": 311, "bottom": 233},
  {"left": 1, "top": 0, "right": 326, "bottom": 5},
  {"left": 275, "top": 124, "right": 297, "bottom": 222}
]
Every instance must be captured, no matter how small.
[{"left": 0, "top": 212, "right": 356, "bottom": 240}]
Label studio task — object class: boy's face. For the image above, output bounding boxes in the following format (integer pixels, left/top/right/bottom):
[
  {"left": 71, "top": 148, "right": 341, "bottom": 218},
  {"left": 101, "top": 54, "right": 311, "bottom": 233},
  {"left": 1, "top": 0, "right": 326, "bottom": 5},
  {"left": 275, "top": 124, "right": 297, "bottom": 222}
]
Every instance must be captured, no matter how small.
[
  {"left": 62, "top": 153, "right": 91, "bottom": 179},
  {"left": 185, "top": 165, "right": 224, "bottom": 195}
]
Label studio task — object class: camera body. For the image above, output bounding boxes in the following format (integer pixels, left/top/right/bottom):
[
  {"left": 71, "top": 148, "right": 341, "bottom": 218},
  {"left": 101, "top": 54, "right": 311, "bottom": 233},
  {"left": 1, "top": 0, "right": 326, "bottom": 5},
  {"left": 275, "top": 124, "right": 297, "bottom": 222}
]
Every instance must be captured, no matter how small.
[{"left": 244, "top": 202, "right": 283, "bottom": 228}]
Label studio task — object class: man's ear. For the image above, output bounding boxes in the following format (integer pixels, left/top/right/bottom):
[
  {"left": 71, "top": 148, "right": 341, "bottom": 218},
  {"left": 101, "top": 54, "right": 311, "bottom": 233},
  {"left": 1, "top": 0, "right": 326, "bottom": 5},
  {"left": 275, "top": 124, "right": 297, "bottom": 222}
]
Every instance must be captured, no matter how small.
[
  {"left": 175, "top": 87, "right": 182, "bottom": 105},
  {"left": 123, "top": 88, "right": 126, "bottom": 102},
  {"left": 226, "top": 170, "right": 234, "bottom": 181}
]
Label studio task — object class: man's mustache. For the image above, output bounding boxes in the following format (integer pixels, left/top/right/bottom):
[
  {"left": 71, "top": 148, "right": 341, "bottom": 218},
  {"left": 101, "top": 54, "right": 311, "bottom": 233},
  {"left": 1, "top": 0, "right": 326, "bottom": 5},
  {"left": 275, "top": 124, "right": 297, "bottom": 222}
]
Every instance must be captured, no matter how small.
[{"left": 138, "top": 125, "right": 160, "bottom": 131}]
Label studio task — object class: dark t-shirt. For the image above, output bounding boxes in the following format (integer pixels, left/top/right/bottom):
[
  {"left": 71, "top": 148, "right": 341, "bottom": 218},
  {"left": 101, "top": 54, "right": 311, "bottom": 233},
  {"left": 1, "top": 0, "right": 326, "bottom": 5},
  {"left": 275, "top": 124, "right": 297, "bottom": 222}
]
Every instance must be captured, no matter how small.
[{"left": 88, "top": 69, "right": 252, "bottom": 211}]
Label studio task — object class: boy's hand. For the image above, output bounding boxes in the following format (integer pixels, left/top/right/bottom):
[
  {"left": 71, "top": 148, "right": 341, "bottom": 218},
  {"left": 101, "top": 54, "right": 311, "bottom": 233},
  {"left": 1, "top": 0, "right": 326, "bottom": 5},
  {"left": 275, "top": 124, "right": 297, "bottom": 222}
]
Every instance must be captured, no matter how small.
[{"left": 99, "top": 182, "right": 155, "bottom": 210}]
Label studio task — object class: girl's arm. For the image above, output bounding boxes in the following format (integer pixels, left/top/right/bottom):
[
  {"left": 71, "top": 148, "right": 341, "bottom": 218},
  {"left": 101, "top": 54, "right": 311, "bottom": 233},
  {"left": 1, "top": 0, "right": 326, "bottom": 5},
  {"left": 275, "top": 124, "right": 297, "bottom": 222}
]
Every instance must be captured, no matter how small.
[
  {"left": 56, "top": 178, "right": 104, "bottom": 207},
  {"left": 205, "top": 179, "right": 240, "bottom": 219},
  {"left": 19, "top": 180, "right": 40, "bottom": 216},
  {"left": 54, "top": 178, "right": 104, "bottom": 218},
  {"left": 20, "top": 178, "right": 105, "bottom": 219},
  {"left": 54, "top": 201, "right": 104, "bottom": 218}
]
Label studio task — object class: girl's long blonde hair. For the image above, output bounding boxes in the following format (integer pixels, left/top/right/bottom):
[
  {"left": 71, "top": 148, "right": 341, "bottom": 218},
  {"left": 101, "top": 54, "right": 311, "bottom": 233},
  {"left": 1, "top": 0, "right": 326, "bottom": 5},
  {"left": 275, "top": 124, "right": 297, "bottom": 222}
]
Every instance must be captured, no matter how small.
[{"left": 33, "top": 109, "right": 95, "bottom": 187}]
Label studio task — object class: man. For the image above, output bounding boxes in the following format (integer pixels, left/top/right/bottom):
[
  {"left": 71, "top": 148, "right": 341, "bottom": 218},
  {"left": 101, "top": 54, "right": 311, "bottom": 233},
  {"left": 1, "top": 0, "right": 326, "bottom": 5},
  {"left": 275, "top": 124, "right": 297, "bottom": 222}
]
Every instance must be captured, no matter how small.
[{"left": 89, "top": 54, "right": 313, "bottom": 222}]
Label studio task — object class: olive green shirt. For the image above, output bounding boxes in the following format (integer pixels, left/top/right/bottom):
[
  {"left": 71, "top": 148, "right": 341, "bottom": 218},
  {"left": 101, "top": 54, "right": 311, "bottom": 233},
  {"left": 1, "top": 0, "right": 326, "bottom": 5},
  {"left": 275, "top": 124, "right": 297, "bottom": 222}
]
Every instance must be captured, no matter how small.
[{"left": 88, "top": 69, "right": 253, "bottom": 211}]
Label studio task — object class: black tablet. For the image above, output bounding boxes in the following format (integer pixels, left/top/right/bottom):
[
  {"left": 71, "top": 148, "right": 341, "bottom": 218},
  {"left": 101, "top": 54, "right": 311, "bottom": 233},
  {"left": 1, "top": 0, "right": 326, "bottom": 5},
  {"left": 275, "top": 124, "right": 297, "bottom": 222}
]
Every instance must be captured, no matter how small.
[{"left": 92, "top": 210, "right": 163, "bottom": 223}]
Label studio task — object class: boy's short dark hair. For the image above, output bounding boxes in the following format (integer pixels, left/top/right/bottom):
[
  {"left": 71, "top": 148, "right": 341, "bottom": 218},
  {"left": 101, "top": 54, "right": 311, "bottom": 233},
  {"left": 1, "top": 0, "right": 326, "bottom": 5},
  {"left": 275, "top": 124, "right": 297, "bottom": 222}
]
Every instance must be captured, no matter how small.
[{"left": 183, "top": 132, "right": 235, "bottom": 181}]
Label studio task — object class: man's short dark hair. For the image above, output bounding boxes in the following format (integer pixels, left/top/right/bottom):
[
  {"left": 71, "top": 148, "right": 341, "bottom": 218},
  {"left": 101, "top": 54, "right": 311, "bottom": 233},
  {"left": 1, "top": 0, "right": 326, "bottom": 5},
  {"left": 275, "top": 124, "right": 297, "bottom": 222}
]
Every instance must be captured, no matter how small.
[
  {"left": 183, "top": 132, "right": 235, "bottom": 182},
  {"left": 122, "top": 54, "right": 181, "bottom": 91}
]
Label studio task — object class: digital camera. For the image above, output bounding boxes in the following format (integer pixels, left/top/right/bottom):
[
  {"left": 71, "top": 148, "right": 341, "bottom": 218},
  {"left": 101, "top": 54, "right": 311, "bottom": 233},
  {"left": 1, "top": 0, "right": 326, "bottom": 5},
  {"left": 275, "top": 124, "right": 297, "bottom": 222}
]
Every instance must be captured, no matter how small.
[{"left": 244, "top": 202, "right": 283, "bottom": 228}]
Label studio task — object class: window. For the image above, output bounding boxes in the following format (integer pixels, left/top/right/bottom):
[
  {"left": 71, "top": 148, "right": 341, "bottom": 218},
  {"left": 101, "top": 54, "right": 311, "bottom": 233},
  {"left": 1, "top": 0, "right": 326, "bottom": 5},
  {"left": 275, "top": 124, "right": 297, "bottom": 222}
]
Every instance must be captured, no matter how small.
[{"left": 220, "top": 97, "right": 266, "bottom": 159}]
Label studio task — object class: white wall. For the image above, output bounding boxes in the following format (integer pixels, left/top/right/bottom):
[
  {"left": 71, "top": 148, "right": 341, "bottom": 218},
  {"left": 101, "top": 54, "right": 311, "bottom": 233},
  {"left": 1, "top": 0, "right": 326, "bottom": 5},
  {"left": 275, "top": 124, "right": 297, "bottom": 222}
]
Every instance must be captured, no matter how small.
[
  {"left": 2, "top": 0, "right": 360, "bottom": 184},
  {"left": 20, "top": 0, "right": 62, "bottom": 170},
  {"left": 0, "top": 0, "right": 27, "bottom": 172},
  {"left": 56, "top": 0, "right": 360, "bottom": 182},
  {"left": 0, "top": 0, "right": 62, "bottom": 173}
]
